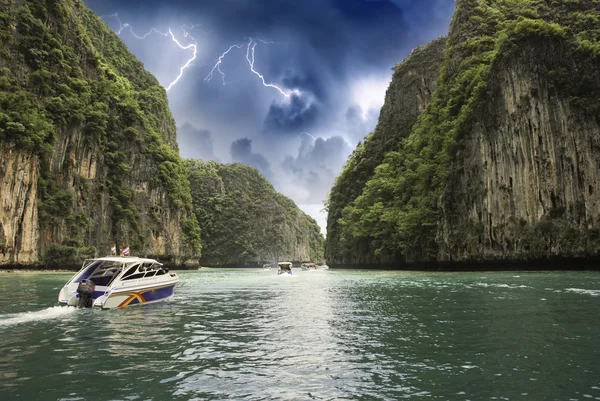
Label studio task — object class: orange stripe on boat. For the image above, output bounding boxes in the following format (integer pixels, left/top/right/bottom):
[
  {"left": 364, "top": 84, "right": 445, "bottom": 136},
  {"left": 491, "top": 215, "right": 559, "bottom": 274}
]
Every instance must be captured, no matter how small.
[
  {"left": 111, "top": 284, "right": 174, "bottom": 307},
  {"left": 117, "top": 291, "right": 147, "bottom": 307}
]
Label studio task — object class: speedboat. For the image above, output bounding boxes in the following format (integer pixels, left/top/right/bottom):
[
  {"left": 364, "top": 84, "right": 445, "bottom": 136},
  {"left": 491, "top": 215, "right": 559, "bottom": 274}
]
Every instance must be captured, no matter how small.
[
  {"left": 58, "top": 256, "right": 179, "bottom": 309},
  {"left": 301, "top": 263, "right": 317, "bottom": 271},
  {"left": 277, "top": 262, "right": 293, "bottom": 275},
  {"left": 263, "top": 263, "right": 272, "bottom": 270}
]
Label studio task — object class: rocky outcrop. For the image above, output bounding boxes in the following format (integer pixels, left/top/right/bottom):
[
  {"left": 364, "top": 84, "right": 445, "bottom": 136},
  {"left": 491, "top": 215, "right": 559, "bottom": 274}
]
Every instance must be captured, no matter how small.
[
  {"left": 0, "top": 147, "right": 39, "bottom": 263},
  {"left": 0, "top": 0, "right": 200, "bottom": 267},
  {"left": 326, "top": 0, "right": 600, "bottom": 267},
  {"left": 375, "top": 37, "right": 446, "bottom": 149},
  {"left": 439, "top": 38, "right": 600, "bottom": 260},
  {"left": 185, "top": 160, "right": 324, "bottom": 266}
]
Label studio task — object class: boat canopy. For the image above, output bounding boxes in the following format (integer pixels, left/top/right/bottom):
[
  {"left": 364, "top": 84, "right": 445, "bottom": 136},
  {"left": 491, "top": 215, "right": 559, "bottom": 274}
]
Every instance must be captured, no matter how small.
[
  {"left": 73, "top": 257, "right": 164, "bottom": 286},
  {"left": 83, "top": 256, "right": 163, "bottom": 265}
]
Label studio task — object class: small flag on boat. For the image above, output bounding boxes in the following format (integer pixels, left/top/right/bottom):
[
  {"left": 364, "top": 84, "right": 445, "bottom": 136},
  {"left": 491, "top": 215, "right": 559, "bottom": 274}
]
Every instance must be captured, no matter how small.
[
  {"left": 122, "top": 246, "right": 130, "bottom": 256},
  {"left": 110, "top": 245, "right": 116, "bottom": 255}
]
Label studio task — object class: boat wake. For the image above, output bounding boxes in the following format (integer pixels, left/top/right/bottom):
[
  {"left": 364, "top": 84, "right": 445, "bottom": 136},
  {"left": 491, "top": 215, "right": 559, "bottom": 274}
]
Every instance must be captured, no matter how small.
[{"left": 0, "top": 306, "right": 76, "bottom": 328}]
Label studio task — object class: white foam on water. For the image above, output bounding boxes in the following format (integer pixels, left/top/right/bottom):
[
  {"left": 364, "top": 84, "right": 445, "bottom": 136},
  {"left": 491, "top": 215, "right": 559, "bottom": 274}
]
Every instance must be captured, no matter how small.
[
  {"left": 565, "top": 288, "right": 600, "bottom": 296},
  {"left": 0, "top": 306, "right": 77, "bottom": 328},
  {"left": 474, "top": 282, "right": 529, "bottom": 289}
]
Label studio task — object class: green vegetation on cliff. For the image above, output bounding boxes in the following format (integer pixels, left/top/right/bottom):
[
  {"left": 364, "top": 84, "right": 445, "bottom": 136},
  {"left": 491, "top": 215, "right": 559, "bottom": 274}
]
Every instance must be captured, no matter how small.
[
  {"left": 325, "top": 37, "right": 446, "bottom": 264},
  {"left": 328, "top": 0, "right": 600, "bottom": 265},
  {"left": 0, "top": 0, "right": 200, "bottom": 265},
  {"left": 185, "top": 160, "right": 324, "bottom": 266}
]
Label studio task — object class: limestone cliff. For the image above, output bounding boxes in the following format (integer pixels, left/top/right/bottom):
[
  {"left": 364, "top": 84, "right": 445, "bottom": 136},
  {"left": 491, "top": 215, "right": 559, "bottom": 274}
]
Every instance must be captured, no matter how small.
[
  {"left": 185, "top": 160, "right": 324, "bottom": 266},
  {"left": 325, "top": 37, "right": 446, "bottom": 264},
  {"left": 327, "top": 0, "right": 600, "bottom": 267},
  {"left": 439, "top": 0, "right": 600, "bottom": 261},
  {"left": 0, "top": 0, "right": 201, "bottom": 267}
]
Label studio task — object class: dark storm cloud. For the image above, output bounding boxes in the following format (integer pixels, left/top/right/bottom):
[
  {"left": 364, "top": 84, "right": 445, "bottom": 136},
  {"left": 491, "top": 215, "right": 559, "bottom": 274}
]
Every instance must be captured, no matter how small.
[
  {"left": 261, "top": 70, "right": 328, "bottom": 134},
  {"left": 85, "top": 0, "right": 453, "bottom": 75},
  {"left": 84, "top": 0, "right": 453, "bottom": 140},
  {"left": 263, "top": 94, "right": 320, "bottom": 133},
  {"left": 282, "top": 136, "right": 352, "bottom": 202},
  {"left": 177, "top": 123, "right": 216, "bottom": 161},
  {"left": 230, "top": 138, "right": 274, "bottom": 180},
  {"left": 281, "top": 71, "right": 327, "bottom": 101}
]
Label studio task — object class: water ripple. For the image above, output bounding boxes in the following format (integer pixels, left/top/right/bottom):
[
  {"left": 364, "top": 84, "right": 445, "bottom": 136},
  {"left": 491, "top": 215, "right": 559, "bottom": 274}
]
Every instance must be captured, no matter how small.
[{"left": 0, "top": 269, "right": 600, "bottom": 400}]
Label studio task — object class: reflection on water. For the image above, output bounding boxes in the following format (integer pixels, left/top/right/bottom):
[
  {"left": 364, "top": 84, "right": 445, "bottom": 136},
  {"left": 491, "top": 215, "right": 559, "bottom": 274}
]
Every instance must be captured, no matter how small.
[
  {"left": 170, "top": 270, "right": 339, "bottom": 400},
  {"left": 1, "top": 269, "right": 600, "bottom": 400}
]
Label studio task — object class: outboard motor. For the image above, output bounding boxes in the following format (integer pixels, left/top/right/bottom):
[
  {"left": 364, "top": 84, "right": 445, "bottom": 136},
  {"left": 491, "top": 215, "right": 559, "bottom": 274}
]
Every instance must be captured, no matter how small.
[{"left": 76, "top": 279, "right": 96, "bottom": 308}]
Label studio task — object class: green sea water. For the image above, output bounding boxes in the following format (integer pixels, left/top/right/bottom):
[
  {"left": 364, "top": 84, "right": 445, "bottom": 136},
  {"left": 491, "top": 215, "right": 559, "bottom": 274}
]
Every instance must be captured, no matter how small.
[{"left": 0, "top": 268, "right": 599, "bottom": 400}]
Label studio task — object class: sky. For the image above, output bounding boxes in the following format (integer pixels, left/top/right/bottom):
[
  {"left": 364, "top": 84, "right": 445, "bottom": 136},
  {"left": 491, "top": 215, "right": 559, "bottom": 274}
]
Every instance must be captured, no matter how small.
[{"left": 84, "top": 0, "right": 455, "bottom": 234}]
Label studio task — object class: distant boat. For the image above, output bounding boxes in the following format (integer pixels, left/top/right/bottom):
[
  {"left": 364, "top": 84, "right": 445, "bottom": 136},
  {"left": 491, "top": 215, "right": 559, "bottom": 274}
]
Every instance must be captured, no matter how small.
[
  {"left": 58, "top": 256, "right": 178, "bottom": 309},
  {"left": 263, "top": 263, "right": 272, "bottom": 270},
  {"left": 301, "top": 263, "right": 317, "bottom": 271},
  {"left": 277, "top": 262, "right": 293, "bottom": 275}
]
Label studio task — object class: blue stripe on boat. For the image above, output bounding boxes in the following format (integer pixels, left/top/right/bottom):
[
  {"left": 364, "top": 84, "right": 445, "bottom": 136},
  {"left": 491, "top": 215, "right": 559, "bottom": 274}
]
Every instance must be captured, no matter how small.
[{"left": 143, "top": 285, "right": 175, "bottom": 302}]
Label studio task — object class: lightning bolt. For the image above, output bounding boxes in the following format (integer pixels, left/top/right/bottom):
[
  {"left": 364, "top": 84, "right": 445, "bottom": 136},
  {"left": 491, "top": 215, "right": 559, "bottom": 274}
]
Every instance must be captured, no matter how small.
[
  {"left": 205, "top": 37, "right": 293, "bottom": 99},
  {"left": 246, "top": 38, "right": 290, "bottom": 99},
  {"left": 181, "top": 23, "right": 208, "bottom": 36},
  {"left": 103, "top": 14, "right": 295, "bottom": 98},
  {"left": 103, "top": 13, "right": 168, "bottom": 38},
  {"left": 165, "top": 28, "right": 197, "bottom": 91},
  {"left": 102, "top": 13, "right": 198, "bottom": 92},
  {"left": 204, "top": 44, "right": 244, "bottom": 85}
]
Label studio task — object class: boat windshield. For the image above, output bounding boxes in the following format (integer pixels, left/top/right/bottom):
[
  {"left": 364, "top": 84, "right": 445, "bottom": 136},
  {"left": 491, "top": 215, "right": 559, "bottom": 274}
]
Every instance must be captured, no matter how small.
[
  {"left": 87, "top": 261, "right": 124, "bottom": 286},
  {"left": 121, "top": 262, "right": 165, "bottom": 281},
  {"left": 278, "top": 263, "right": 292, "bottom": 272}
]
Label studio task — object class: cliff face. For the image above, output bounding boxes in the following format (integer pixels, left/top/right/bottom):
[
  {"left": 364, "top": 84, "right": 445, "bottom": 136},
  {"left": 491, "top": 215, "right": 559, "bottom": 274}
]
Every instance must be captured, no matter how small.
[
  {"left": 185, "top": 160, "right": 324, "bottom": 266},
  {"left": 327, "top": 0, "right": 600, "bottom": 266},
  {"left": 0, "top": 0, "right": 200, "bottom": 266},
  {"left": 0, "top": 148, "right": 39, "bottom": 264},
  {"left": 325, "top": 37, "right": 446, "bottom": 264},
  {"left": 440, "top": 30, "right": 600, "bottom": 260}
]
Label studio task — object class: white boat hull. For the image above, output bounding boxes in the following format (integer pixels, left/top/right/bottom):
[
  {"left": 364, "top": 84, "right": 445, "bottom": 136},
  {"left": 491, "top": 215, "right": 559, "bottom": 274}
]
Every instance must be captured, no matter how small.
[
  {"left": 96, "top": 280, "right": 178, "bottom": 309},
  {"left": 58, "top": 257, "right": 179, "bottom": 309},
  {"left": 60, "top": 279, "right": 178, "bottom": 309}
]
